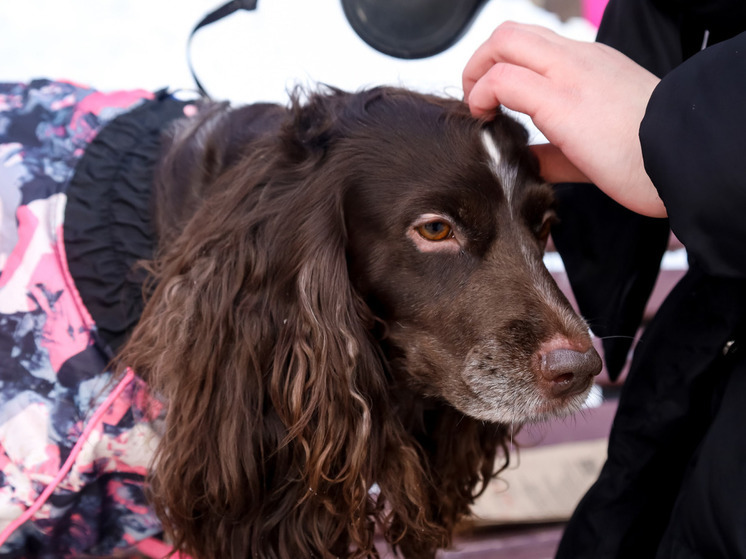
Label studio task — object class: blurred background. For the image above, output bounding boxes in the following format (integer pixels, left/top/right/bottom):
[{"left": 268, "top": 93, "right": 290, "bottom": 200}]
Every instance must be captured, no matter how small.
[{"left": 0, "top": 0, "right": 597, "bottom": 139}]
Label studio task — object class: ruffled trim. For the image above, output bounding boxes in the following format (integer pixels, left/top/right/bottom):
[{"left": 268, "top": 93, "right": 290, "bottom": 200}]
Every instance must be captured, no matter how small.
[{"left": 64, "top": 91, "right": 189, "bottom": 355}]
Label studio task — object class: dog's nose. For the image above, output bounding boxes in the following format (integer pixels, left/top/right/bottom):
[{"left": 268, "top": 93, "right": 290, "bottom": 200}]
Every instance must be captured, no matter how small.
[{"left": 539, "top": 346, "right": 602, "bottom": 398}]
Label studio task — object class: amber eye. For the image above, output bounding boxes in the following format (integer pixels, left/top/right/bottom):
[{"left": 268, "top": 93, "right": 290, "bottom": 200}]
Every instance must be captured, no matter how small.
[{"left": 416, "top": 220, "right": 453, "bottom": 241}]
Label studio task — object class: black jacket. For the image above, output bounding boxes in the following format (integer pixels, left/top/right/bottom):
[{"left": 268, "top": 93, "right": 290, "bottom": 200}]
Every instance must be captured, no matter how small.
[{"left": 555, "top": 2, "right": 746, "bottom": 558}]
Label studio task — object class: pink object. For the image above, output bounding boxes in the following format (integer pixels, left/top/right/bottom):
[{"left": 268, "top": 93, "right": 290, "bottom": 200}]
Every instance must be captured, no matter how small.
[
  {"left": 0, "top": 370, "right": 135, "bottom": 547},
  {"left": 582, "top": 0, "right": 609, "bottom": 27},
  {"left": 69, "top": 89, "right": 153, "bottom": 144},
  {"left": 136, "top": 537, "right": 192, "bottom": 559},
  {"left": 0, "top": 205, "right": 36, "bottom": 289},
  {"left": 31, "top": 250, "right": 92, "bottom": 373}
]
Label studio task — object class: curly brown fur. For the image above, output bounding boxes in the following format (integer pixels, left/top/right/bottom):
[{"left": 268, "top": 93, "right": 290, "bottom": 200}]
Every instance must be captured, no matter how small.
[{"left": 118, "top": 86, "right": 599, "bottom": 558}]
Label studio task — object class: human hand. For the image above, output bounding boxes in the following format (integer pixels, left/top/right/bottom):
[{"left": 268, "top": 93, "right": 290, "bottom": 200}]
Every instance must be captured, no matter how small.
[{"left": 463, "top": 21, "right": 667, "bottom": 218}]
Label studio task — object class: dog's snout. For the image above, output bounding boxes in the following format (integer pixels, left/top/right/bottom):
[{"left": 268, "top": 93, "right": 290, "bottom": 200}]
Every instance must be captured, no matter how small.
[{"left": 539, "top": 346, "right": 602, "bottom": 398}]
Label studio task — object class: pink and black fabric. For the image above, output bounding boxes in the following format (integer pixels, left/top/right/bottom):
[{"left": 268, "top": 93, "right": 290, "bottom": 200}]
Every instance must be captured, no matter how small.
[{"left": 0, "top": 79, "right": 190, "bottom": 558}]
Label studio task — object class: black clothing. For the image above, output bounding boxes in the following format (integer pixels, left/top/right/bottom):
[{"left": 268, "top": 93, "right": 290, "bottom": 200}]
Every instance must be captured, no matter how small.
[
  {"left": 556, "top": 3, "right": 746, "bottom": 558},
  {"left": 65, "top": 91, "right": 188, "bottom": 354},
  {"left": 642, "top": 33, "right": 746, "bottom": 278}
]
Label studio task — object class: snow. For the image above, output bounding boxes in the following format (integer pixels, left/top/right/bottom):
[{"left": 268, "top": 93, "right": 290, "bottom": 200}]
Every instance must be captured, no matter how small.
[{"left": 0, "top": 0, "right": 595, "bottom": 120}]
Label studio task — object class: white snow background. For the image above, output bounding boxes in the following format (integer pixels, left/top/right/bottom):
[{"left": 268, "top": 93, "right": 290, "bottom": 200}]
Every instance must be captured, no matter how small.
[{"left": 0, "top": 0, "right": 596, "bottom": 142}]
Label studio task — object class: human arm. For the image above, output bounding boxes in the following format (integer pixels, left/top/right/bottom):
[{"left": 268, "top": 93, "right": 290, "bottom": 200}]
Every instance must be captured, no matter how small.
[{"left": 639, "top": 31, "right": 746, "bottom": 277}]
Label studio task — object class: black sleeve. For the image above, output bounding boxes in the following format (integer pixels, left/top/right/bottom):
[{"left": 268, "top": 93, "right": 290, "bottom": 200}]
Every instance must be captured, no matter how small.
[
  {"left": 640, "top": 31, "right": 746, "bottom": 278},
  {"left": 598, "top": 0, "right": 683, "bottom": 76},
  {"left": 549, "top": 0, "right": 678, "bottom": 380}
]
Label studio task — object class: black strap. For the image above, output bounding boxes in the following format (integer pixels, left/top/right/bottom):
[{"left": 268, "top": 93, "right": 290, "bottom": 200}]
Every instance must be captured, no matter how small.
[{"left": 187, "top": 0, "right": 258, "bottom": 99}]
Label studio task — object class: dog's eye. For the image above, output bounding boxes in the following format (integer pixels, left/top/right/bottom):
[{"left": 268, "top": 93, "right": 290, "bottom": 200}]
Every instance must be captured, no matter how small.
[
  {"left": 416, "top": 220, "right": 453, "bottom": 241},
  {"left": 408, "top": 214, "right": 460, "bottom": 253}
]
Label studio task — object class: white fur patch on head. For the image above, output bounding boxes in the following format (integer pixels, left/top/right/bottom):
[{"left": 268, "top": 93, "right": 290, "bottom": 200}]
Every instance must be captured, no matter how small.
[
  {"left": 481, "top": 129, "right": 502, "bottom": 171},
  {"left": 481, "top": 130, "right": 517, "bottom": 214}
]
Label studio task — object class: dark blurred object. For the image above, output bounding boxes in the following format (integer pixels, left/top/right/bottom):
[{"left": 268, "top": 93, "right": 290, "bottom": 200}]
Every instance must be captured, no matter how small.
[
  {"left": 551, "top": 183, "right": 670, "bottom": 380},
  {"left": 188, "top": 0, "right": 258, "bottom": 98},
  {"left": 341, "top": 0, "right": 489, "bottom": 58}
]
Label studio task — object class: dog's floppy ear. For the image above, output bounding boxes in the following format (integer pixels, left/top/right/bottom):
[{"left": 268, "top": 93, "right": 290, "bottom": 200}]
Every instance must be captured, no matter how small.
[
  {"left": 118, "top": 91, "right": 425, "bottom": 557},
  {"left": 152, "top": 100, "right": 286, "bottom": 247}
]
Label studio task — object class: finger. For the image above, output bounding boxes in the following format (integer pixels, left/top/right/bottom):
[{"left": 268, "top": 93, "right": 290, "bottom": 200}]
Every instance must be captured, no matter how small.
[
  {"left": 462, "top": 22, "right": 565, "bottom": 98},
  {"left": 530, "top": 144, "right": 590, "bottom": 184},
  {"left": 467, "top": 62, "right": 552, "bottom": 119}
]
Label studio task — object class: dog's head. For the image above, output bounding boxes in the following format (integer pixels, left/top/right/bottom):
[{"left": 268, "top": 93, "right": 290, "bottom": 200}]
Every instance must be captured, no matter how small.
[
  {"left": 123, "top": 86, "right": 600, "bottom": 559},
  {"left": 336, "top": 89, "right": 600, "bottom": 424}
]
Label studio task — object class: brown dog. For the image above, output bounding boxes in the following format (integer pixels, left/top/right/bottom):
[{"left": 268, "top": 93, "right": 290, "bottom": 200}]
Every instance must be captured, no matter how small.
[{"left": 120, "top": 86, "right": 601, "bottom": 558}]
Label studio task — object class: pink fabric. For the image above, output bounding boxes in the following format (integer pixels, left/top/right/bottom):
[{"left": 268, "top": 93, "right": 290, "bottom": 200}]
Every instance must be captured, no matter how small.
[
  {"left": 0, "top": 205, "right": 36, "bottom": 290},
  {"left": 0, "top": 79, "right": 165, "bottom": 555},
  {"left": 582, "top": 0, "right": 609, "bottom": 27},
  {"left": 32, "top": 249, "right": 92, "bottom": 372},
  {"left": 135, "top": 536, "right": 192, "bottom": 559},
  {"left": 0, "top": 369, "right": 136, "bottom": 547},
  {"left": 70, "top": 89, "right": 154, "bottom": 143}
]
